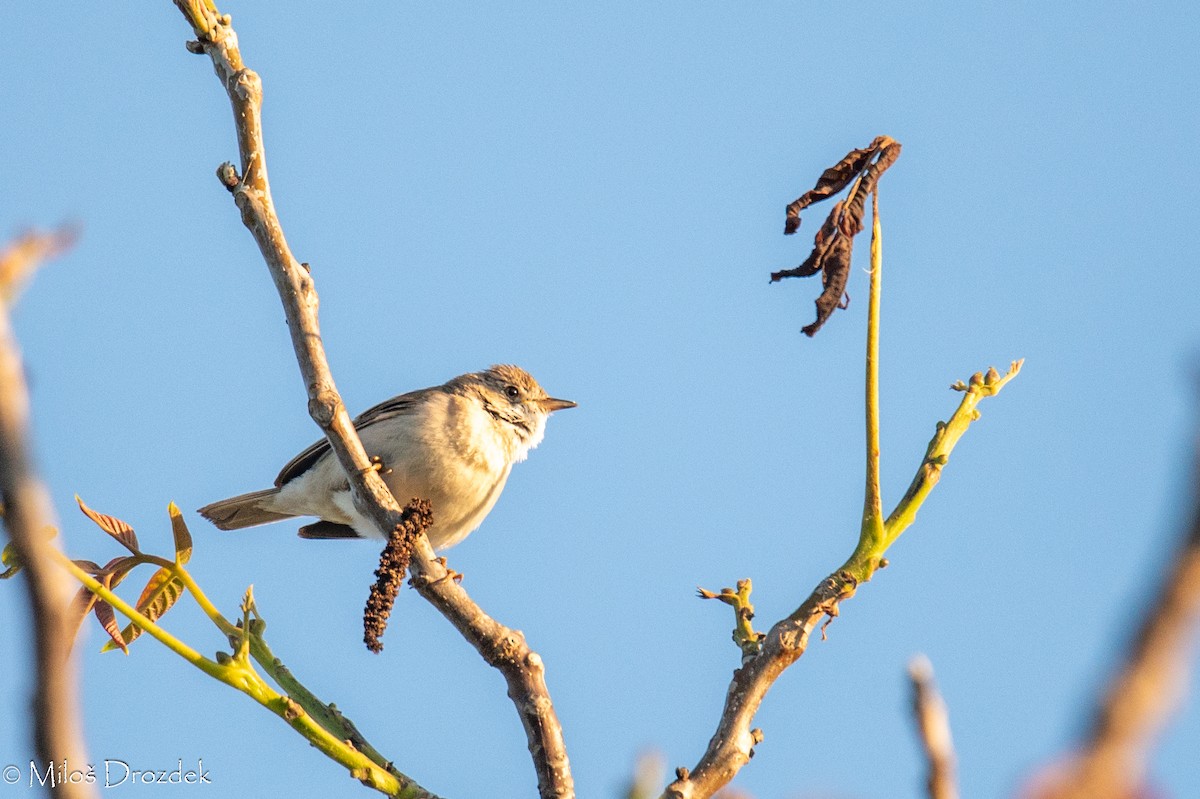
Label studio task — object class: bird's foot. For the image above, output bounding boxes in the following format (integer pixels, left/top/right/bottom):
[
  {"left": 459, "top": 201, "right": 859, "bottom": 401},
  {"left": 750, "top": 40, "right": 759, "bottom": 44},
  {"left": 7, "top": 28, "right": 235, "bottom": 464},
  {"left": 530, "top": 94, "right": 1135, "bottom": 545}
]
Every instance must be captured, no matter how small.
[{"left": 434, "top": 557, "right": 464, "bottom": 584}]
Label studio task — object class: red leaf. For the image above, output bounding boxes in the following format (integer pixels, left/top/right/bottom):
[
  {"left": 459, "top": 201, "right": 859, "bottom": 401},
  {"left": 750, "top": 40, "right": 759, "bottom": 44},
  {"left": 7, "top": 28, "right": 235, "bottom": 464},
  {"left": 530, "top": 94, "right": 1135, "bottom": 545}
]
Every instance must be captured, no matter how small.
[
  {"left": 68, "top": 586, "right": 100, "bottom": 647},
  {"left": 76, "top": 496, "right": 139, "bottom": 554},
  {"left": 93, "top": 599, "right": 128, "bottom": 654},
  {"left": 104, "top": 567, "right": 185, "bottom": 651}
]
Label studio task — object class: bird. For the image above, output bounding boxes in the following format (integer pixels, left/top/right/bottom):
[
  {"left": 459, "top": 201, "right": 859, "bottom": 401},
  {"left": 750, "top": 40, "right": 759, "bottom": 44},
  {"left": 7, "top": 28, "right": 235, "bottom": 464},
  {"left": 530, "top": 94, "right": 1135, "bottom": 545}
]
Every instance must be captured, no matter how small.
[{"left": 198, "top": 364, "right": 575, "bottom": 548}]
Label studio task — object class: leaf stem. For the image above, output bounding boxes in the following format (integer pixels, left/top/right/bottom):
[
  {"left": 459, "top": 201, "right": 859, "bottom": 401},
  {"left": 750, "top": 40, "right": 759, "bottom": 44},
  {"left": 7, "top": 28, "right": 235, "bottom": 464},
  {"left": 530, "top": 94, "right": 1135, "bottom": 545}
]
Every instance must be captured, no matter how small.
[
  {"left": 53, "top": 547, "right": 431, "bottom": 797},
  {"left": 51, "top": 550, "right": 222, "bottom": 676}
]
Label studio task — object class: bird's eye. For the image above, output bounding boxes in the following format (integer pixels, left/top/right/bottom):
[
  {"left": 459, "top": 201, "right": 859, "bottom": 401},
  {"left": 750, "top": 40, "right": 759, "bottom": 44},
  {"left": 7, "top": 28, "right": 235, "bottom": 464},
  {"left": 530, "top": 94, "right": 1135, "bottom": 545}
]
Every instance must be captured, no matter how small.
[{"left": 505, "top": 385, "right": 520, "bottom": 400}]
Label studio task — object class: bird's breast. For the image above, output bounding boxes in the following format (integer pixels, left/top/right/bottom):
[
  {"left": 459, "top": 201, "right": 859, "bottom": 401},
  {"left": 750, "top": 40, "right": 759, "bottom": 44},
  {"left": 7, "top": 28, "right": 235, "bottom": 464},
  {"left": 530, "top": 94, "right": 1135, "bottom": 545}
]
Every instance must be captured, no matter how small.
[{"left": 361, "top": 393, "right": 514, "bottom": 548}]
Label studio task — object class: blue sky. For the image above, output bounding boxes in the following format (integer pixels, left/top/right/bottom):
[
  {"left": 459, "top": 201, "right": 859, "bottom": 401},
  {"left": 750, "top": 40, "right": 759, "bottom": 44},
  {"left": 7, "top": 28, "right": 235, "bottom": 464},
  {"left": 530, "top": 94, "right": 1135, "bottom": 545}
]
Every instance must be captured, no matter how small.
[{"left": 3, "top": 2, "right": 1199, "bottom": 797}]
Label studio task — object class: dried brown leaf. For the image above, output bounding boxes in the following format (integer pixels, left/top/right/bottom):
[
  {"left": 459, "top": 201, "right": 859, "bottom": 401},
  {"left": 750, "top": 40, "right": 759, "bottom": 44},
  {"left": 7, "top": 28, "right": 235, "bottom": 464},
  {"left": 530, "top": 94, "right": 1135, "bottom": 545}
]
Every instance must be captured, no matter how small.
[
  {"left": 803, "top": 233, "right": 854, "bottom": 337},
  {"left": 783, "top": 141, "right": 881, "bottom": 235},
  {"left": 771, "top": 202, "right": 843, "bottom": 282},
  {"left": 76, "top": 496, "right": 139, "bottom": 554},
  {"left": 840, "top": 138, "right": 902, "bottom": 237},
  {"left": 773, "top": 136, "right": 901, "bottom": 336}
]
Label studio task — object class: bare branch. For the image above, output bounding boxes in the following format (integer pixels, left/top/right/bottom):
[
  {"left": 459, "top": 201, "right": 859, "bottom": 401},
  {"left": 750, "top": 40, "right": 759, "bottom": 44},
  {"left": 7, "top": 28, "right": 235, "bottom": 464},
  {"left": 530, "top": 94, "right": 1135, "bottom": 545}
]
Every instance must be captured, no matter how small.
[
  {"left": 1028, "top": 427, "right": 1200, "bottom": 799},
  {"left": 0, "top": 229, "right": 94, "bottom": 799},
  {"left": 908, "top": 655, "right": 958, "bottom": 799},
  {"left": 171, "top": 4, "right": 573, "bottom": 796},
  {"left": 663, "top": 574, "right": 848, "bottom": 799}
]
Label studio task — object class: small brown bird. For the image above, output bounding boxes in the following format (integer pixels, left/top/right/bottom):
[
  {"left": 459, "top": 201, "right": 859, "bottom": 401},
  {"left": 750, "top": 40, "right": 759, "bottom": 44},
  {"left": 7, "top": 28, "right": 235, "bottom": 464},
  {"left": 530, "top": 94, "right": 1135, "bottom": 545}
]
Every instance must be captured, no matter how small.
[{"left": 199, "top": 365, "right": 575, "bottom": 548}]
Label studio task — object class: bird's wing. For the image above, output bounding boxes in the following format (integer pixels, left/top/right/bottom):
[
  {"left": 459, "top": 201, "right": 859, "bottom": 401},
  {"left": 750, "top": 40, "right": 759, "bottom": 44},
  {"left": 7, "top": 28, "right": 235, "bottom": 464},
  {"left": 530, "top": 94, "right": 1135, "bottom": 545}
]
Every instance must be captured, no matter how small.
[{"left": 273, "top": 386, "right": 445, "bottom": 486}]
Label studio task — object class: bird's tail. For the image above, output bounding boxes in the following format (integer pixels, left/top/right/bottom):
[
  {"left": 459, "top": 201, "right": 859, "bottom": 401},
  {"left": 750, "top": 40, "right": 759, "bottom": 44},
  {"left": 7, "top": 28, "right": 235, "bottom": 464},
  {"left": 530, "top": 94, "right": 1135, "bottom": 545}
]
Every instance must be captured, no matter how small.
[{"left": 198, "top": 487, "right": 294, "bottom": 530}]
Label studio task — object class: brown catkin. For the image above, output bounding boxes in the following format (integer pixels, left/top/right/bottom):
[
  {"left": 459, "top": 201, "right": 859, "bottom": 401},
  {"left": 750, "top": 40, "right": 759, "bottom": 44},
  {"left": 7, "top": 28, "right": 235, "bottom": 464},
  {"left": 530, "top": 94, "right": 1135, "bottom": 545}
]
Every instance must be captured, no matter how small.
[{"left": 363, "top": 499, "right": 433, "bottom": 653}]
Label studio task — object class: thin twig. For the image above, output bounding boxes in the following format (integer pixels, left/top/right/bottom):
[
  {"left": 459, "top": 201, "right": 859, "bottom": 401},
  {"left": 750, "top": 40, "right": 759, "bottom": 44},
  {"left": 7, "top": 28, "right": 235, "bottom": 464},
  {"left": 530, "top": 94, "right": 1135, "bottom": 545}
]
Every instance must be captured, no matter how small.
[
  {"left": 908, "top": 655, "right": 958, "bottom": 799},
  {"left": 171, "top": 4, "right": 573, "bottom": 796},
  {"left": 0, "top": 230, "right": 93, "bottom": 799},
  {"left": 54, "top": 551, "right": 426, "bottom": 796},
  {"left": 861, "top": 189, "right": 885, "bottom": 550},
  {"left": 1029, "top": 427, "right": 1200, "bottom": 799}
]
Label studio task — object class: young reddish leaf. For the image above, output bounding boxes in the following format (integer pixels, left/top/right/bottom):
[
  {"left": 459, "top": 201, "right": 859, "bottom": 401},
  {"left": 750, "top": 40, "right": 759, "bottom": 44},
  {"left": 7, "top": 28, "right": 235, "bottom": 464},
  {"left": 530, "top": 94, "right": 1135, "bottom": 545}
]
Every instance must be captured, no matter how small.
[
  {"left": 76, "top": 496, "right": 140, "bottom": 554},
  {"left": 168, "top": 502, "right": 193, "bottom": 565},
  {"left": 102, "top": 566, "right": 185, "bottom": 651},
  {"left": 93, "top": 599, "right": 128, "bottom": 655},
  {"left": 71, "top": 559, "right": 105, "bottom": 575},
  {"left": 97, "top": 556, "right": 138, "bottom": 591},
  {"left": 68, "top": 586, "right": 100, "bottom": 647}
]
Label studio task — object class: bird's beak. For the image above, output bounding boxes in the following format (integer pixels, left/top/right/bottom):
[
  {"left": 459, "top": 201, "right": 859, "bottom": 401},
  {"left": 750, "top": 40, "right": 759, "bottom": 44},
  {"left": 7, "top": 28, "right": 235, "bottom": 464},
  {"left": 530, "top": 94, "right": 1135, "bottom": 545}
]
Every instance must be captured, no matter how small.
[{"left": 539, "top": 397, "right": 577, "bottom": 413}]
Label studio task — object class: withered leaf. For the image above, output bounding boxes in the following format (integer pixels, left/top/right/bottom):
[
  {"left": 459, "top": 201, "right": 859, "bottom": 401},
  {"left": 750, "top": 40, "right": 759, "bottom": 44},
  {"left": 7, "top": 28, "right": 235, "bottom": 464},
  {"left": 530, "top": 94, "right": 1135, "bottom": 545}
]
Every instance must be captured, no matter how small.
[
  {"left": 102, "top": 566, "right": 185, "bottom": 652},
  {"left": 840, "top": 139, "right": 902, "bottom": 237},
  {"left": 772, "top": 202, "right": 843, "bottom": 282},
  {"left": 783, "top": 141, "right": 881, "bottom": 235},
  {"left": 168, "top": 502, "right": 193, "bottom": 565},
  {"left": 93, "top": 598, "right": 128, "bottom": 655},
  {"left": 773, "top": 136, "right": 901, "bottom": 336},
  {"left": 803, "top": 234, "right": 854, "bottom": 337},
  {"left": 76, "top": 496, "right": 140, "bottom": 554}
]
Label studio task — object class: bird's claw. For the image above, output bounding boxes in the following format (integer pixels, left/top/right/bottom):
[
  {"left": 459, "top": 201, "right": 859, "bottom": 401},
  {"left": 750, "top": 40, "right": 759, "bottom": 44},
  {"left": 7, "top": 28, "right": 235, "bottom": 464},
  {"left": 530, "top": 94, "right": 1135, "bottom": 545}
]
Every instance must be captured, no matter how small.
[{"left": 433, "top": 557, "right": 464, "bottom": 584}]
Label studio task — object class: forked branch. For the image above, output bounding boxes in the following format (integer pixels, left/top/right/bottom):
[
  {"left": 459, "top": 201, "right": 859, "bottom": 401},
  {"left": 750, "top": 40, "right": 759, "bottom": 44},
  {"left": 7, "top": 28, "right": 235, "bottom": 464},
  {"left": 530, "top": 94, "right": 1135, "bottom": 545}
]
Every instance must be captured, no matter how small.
[{"left": 673, "top": 150, "right": 1021, "bottom": 799}]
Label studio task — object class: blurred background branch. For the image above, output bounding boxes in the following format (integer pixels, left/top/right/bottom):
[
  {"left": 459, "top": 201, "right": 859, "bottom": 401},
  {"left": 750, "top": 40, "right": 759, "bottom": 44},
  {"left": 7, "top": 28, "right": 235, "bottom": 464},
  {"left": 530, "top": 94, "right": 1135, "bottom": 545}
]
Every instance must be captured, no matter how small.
[
  {"left": 1029, "top": 423, "right": 1200, "bottom": 799},
  {"left": 0, "top": 228, "right": 92, "bottom": 798},
  {"left": 909, "top": 655, "right": 958, "bottom": 799}
]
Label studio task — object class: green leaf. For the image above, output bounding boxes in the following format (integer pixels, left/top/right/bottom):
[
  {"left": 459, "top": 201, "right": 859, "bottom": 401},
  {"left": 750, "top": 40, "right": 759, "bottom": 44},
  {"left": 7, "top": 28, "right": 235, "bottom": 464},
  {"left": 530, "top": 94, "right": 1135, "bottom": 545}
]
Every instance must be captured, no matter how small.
[
  {"left": 76, "top": 496, "right": 139, "bottom": 554},
  {"left": 168, "top": 502, "right": 192, "bottom": 565},
  {"left": 1, "top": 541, "right": 21, "bottom": 579},
  {"left": 101, "top": 566, "right": 185, "bottom": 652}
]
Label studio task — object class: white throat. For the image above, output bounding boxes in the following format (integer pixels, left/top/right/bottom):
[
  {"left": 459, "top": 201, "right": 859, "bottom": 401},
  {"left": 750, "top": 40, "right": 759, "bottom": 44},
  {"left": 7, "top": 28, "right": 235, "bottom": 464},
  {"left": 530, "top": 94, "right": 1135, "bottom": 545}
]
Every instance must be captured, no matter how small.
[{"left": 511, "top": 413, "right": 547, "bottom": 463}]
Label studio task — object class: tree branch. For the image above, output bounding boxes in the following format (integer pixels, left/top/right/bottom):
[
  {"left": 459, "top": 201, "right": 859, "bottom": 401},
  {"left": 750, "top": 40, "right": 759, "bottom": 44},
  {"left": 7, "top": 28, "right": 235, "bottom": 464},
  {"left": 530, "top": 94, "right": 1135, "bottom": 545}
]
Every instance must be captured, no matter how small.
[
  {"left": 665, "top": 188, "right": 1020, "bottom": 799},
  {"left": 0, "top": 229, "right": 93, "bottom": 799},
  {"left": 170, "top": 4, "right": 573, "bottom": 796},
  {"left": 1029, "top": 426, "right": 1200, "bottom": 799},
  {"left": 908, "top": 655, "right": 958, "bottom": 799}
]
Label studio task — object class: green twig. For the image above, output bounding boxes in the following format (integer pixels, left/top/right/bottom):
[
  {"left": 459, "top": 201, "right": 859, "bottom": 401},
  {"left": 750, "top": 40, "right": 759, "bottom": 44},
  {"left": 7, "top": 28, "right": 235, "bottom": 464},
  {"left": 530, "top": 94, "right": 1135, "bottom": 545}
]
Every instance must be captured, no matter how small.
[
  {"left": 698, "top": 580, "right": 764, "bottom": 657},
  {"left": 883, "top": 360, "right": 1023, "bottom": 551},
  {"left": 52, "top": 548, "right": 434, "bottom": 798},
  {"left": 860, "top": 189, "right": 886, "bottom": 553}
]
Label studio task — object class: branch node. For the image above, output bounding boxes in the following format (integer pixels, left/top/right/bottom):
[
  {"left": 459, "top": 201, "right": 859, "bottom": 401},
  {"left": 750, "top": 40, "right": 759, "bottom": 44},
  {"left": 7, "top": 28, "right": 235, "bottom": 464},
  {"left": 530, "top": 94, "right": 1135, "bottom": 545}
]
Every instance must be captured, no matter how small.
[
  {"left": 185, "top": 39, "right": 205, "bottom": 54},
  {"left": 307, "top": 390, "right": 340, "bottom": 427},
  {"left": 216, "top": 162, "right": 240, "bottom": 191}
]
